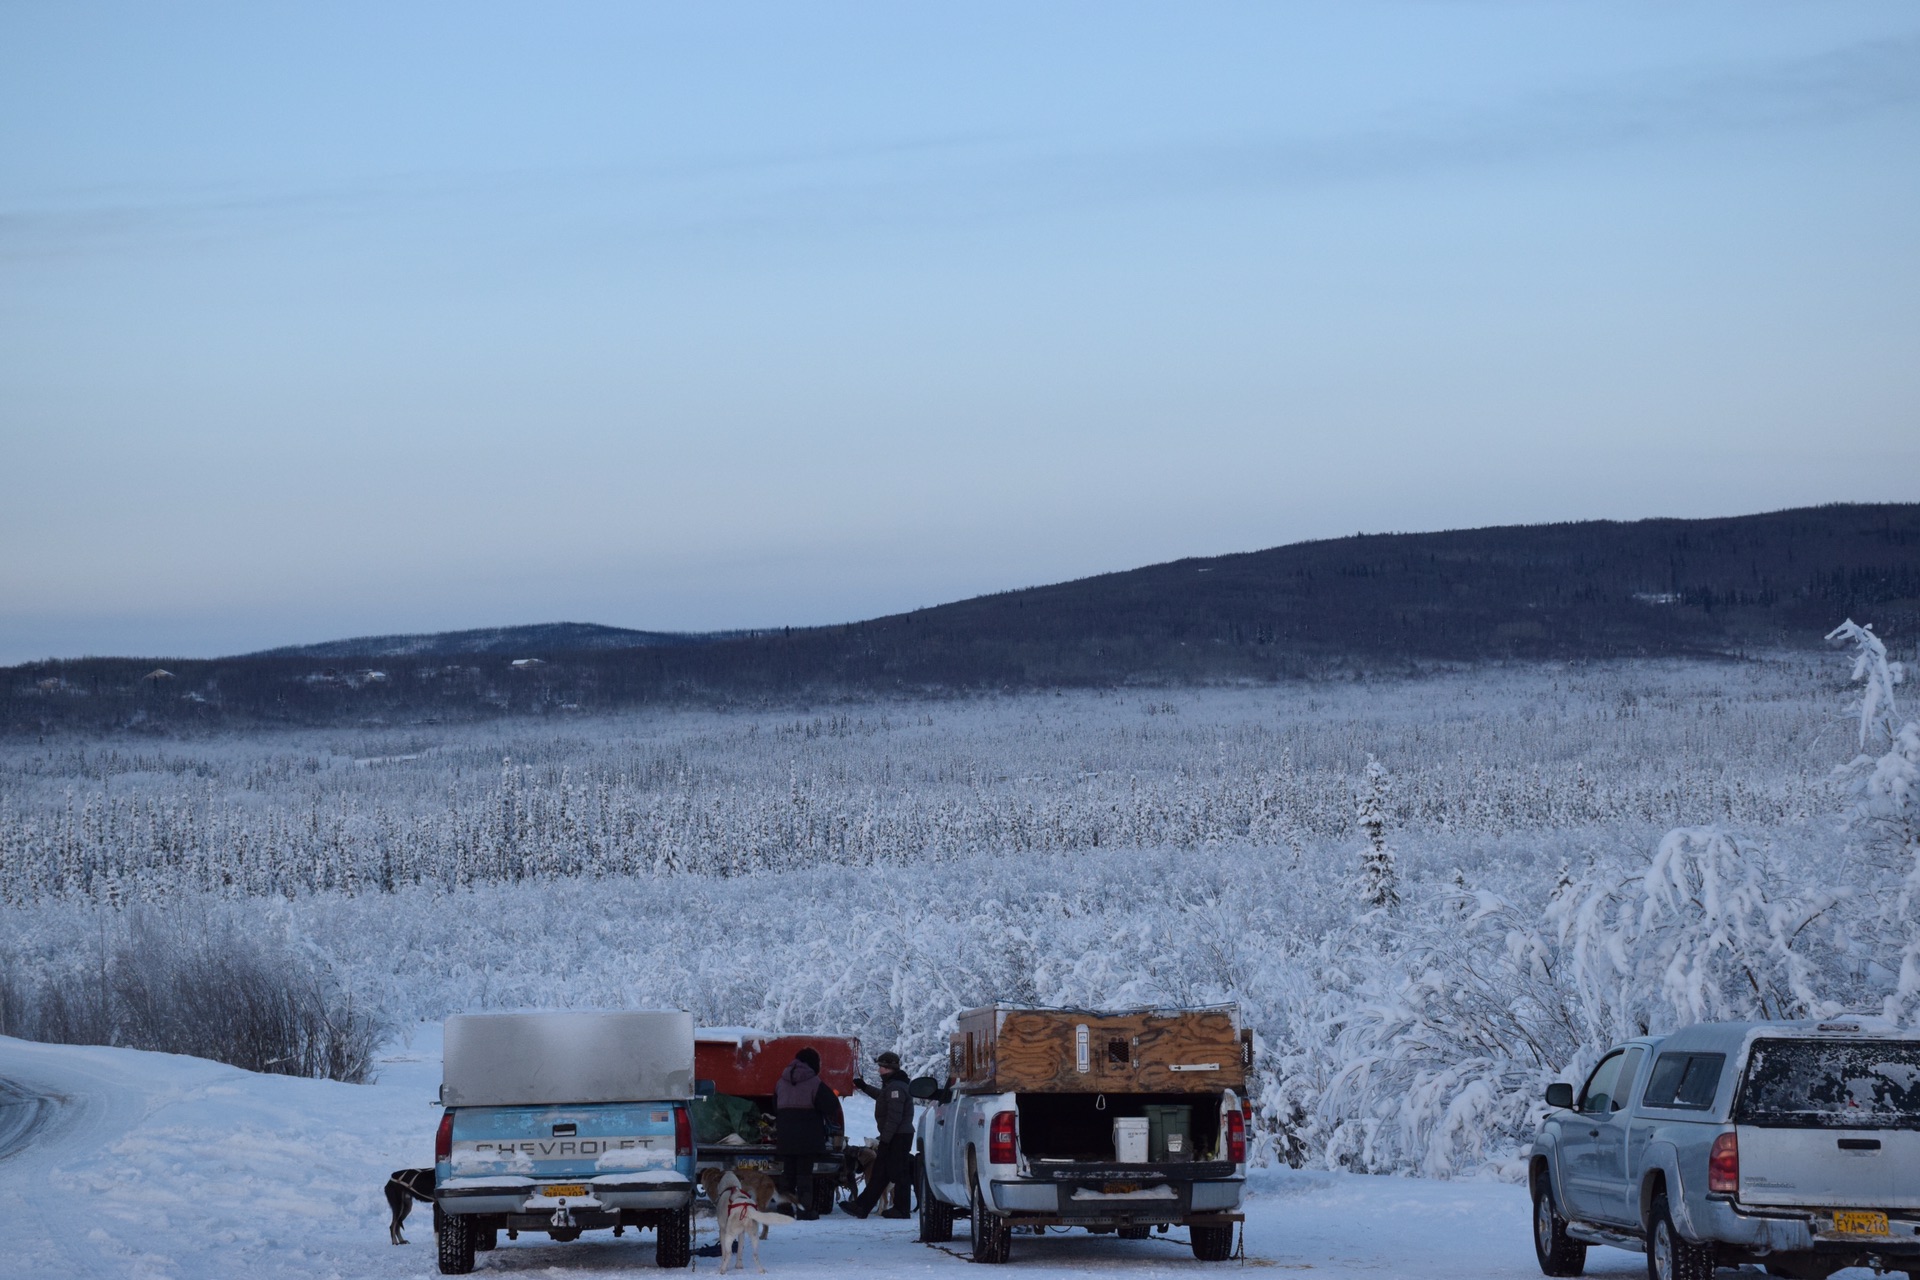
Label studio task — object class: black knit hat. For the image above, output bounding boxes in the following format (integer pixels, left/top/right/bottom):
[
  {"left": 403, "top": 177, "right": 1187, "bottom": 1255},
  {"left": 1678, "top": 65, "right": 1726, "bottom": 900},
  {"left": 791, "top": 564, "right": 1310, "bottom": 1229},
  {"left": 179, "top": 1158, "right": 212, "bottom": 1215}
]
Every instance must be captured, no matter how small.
[
  {"left": 795, "top": 1047, "right": 822, "bottom": 1072},
  {"left": 875, "top": 1051, "right": 901, "bottom": 1069}
]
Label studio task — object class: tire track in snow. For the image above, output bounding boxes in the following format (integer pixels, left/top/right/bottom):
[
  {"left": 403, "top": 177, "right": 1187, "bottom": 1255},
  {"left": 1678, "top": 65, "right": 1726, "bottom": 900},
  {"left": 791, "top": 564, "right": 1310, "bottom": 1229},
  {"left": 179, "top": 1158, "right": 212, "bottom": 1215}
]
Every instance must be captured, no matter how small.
[
  {"left": 0, "top": 1037, "right": 168, "bottom": 1279},
  {"left": 0, "top": 1073, "right": 62, "bottom": 1162}
]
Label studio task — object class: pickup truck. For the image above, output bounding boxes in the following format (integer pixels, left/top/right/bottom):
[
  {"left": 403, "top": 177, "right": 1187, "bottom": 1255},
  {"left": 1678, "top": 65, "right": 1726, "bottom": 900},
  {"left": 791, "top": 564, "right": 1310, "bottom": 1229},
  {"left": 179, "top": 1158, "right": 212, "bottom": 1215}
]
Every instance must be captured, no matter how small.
[
  {"left": 914, "top": 1004, "right": 1250, "bottom": 1264},
  {"left": 433, "top": 1010, "right": 699, "bottom": 1274},
  {"left": 1530, "top": 1019, "right": 1920, "bottom": 1280}
]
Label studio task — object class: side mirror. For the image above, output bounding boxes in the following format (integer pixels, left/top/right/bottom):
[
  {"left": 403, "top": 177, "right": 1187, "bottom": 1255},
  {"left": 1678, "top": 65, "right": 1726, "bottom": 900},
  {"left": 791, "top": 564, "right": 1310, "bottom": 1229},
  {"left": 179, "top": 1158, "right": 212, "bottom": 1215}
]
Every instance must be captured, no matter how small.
[
  {"left": 908, "top": 1075, "right": 939, "bottom": 1100},
  {"left": 694, "top": 1079, "right": 716, "bottom": 1099},
  {"left": 1544, "top": 1083, "right": 1574, "bottom": 1110}
]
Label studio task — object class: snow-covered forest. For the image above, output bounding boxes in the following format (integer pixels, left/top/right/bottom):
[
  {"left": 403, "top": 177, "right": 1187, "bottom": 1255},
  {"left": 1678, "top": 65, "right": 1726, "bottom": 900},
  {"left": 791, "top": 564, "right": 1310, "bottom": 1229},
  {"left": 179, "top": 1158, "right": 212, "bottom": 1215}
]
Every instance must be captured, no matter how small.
[{"left": 3, "top": 635, "right": 1915, "bottom": 1180}]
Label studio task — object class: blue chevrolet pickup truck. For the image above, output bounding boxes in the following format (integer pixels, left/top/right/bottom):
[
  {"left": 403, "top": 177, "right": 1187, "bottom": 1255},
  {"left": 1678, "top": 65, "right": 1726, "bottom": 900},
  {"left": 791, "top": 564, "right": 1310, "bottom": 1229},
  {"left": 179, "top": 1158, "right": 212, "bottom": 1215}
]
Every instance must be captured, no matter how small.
[{"left": 433, "top": 1010, "right": 699, "bottom": 1274}]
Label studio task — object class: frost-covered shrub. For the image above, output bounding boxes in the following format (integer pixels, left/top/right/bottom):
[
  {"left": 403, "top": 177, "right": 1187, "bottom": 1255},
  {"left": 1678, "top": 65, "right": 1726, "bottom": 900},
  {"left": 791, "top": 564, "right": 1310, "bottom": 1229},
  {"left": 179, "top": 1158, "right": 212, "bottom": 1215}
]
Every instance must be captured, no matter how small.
[{"left": 4, "top": 911, "right": 383, "bottom": 1083}]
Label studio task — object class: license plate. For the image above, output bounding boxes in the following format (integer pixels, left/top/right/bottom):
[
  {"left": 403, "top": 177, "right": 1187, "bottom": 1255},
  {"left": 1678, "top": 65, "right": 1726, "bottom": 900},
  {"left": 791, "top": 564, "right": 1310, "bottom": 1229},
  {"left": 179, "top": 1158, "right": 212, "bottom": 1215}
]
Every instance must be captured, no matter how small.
[
  {"left": 540, "top": 1183, "right": 588, "bottom": 1198},
  {"left": 1832, "top": 1211, "right": 1888, "bottom": 1236},
  {"left": 1102, "top": 1182, "right": 1141, "bottom": 1194}
]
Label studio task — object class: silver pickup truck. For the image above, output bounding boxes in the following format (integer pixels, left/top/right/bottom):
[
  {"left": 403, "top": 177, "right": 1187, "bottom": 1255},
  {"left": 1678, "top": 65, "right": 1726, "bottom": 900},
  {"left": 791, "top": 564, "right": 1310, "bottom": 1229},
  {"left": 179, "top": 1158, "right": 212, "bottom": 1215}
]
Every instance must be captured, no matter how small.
[{"left": 1530, "top": 1019, "right": 1919, "bottom": 1280}]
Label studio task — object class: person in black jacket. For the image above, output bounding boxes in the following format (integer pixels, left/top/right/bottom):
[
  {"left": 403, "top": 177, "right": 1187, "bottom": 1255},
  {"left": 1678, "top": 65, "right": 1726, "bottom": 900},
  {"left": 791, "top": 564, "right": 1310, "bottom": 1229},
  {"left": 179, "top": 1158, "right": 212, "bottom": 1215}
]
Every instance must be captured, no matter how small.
[
  {"left": 773, "top": 1047, "right": 842, "bottom": 1220},
  {"left": 842, "top": 1050, "right": 914, "bottom": 1219}
]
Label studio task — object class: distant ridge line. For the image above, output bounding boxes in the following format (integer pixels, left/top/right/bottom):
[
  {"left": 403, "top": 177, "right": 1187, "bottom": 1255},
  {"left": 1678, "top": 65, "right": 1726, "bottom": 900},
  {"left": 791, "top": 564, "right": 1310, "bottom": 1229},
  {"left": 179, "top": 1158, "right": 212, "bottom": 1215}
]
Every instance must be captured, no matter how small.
[
  {"left": 251, "top": 621, "right": 764, "bottom": 660},
  {"left": 5, "top": 502, "right": 1916, "bottom": 734}
]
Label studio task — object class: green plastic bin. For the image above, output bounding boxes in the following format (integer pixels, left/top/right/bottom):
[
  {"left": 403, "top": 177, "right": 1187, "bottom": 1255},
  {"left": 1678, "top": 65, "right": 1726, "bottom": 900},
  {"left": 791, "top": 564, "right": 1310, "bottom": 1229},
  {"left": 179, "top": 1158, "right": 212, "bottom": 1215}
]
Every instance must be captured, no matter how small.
[{"left": 1142, "top": 1104, "right": 1193, "bottom": 1162}]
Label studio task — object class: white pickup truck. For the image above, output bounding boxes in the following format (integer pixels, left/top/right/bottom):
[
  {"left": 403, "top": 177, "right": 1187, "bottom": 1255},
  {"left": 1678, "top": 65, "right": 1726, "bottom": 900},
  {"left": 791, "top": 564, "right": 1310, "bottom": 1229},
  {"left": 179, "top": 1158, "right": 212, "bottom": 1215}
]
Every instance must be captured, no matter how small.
[
  {"left": 912, "top": 1004, "right": 1250, "bottom": 1264},
  {"left": 1530, "top": 1019, "right": 1920, "bottom": 1280}
]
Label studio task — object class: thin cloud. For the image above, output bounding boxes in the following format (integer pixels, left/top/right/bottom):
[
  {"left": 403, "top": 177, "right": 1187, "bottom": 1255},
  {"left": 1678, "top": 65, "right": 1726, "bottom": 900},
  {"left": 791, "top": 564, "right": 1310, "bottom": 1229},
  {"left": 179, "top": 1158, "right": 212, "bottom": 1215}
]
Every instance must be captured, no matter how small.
[{"left": 1, "top": 36, "right": 1913, "bottom": 261}]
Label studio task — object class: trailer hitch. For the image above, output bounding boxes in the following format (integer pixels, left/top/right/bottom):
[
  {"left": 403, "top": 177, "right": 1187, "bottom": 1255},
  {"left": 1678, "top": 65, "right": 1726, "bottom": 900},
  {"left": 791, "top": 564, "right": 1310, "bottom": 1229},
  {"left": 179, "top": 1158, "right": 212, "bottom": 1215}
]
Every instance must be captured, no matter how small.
[{"left": 550, "top": 1198, "right": 576, "bottom": 1229}]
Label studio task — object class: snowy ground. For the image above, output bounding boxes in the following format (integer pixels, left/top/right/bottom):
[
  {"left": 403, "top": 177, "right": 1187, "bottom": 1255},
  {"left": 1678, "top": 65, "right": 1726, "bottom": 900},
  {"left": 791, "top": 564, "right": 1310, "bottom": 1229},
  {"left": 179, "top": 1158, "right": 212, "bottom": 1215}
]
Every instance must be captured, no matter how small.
[{"left": 1, "top": 1031, "right": 1800, "bottom": 1280}]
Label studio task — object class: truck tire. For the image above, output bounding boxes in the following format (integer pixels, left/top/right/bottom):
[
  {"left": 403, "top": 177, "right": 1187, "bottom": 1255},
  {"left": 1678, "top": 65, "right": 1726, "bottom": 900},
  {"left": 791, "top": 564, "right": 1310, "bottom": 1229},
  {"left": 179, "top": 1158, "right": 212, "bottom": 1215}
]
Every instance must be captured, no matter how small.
[
  {"left": 436, "top": 1211, "right": 475, "bottom": 1275},
  {"left": 1532, "top": 1174, "right": 1587, "bottom": 1276},
  {"left": 1118, "top": 1224, "right": 1151, "bottom": 1240},
  {"left": 1190, "top": 1223, "right": 1234, "bottom": 1261},
  {"left": 655, "top": 1204, "right": 692, "bottom": 1269},
  {"left": 969, "top": 1177, "right": 1011, "bottom": 1264},
  {"left": 917, "top": 1163, "right": 955, "bottom": 1243},
  {"left": 1647, "top": 1194, "right": 1714, "bottom": 1280}
]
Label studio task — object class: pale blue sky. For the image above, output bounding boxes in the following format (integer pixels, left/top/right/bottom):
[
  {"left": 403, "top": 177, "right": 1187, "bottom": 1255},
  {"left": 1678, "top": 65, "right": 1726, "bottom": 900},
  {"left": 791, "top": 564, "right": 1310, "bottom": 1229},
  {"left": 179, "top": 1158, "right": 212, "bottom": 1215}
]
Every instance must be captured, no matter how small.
[{"left": 3, "top": 2, "right": 1917, "bottom": 662}]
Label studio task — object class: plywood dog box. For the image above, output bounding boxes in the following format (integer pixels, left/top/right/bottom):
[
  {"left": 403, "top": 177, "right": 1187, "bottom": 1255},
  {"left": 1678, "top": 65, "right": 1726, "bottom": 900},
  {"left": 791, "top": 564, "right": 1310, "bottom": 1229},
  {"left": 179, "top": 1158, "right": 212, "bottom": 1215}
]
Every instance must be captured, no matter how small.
[{"left": 947, "top": 1004, "right": 1249, "bottom": 1094}]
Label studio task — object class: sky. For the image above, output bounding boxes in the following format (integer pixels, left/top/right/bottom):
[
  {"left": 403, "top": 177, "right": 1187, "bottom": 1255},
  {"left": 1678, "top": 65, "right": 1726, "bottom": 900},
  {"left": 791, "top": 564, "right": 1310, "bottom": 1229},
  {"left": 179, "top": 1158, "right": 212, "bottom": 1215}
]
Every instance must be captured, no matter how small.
[{"left": 2, "top": 2, "right": 1917, "bottom": 663}]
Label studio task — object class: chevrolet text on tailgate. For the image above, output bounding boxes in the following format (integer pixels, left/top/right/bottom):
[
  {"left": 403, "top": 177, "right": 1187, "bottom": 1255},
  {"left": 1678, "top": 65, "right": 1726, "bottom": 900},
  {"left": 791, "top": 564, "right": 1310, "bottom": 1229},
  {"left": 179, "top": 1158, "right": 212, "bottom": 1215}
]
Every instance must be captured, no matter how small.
[
  {"left": 1530, "top": 1018, "right": 1920, "bottom": 1280},
  {"left": 433, "top": 1009, "right": 698, "bottom": 1274}
]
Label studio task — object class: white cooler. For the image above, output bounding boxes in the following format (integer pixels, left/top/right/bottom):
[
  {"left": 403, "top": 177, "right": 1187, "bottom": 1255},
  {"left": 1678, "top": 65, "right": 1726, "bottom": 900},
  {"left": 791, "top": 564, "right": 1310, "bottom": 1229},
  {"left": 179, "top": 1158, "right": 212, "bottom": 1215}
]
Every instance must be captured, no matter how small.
[{"left": 1113, "top": 1117, "right": 1150, "bottom": 1164}]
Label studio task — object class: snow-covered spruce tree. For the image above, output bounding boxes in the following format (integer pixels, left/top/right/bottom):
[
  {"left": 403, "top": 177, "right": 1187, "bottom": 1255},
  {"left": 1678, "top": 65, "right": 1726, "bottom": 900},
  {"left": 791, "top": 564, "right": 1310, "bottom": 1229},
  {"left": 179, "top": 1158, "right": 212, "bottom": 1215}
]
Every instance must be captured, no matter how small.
[
  {"left": 1355, "top": 755, "right": 1399, "bottom": 912},
  {"left": 1827, "top": 620, "right": 1919, "bottom": 869},
  {"left": 1826, "top": 619, "right": 1920, "bottom": 1024}
]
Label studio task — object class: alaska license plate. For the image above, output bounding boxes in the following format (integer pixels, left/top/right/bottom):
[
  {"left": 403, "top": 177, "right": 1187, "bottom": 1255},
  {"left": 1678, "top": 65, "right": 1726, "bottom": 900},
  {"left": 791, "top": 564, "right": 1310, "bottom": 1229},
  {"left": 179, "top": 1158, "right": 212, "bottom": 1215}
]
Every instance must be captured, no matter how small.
[
  {"left": 1831, "top": 1211, "right": 1888, "bottom": 1236},
  {"left": 540, "top": 1184, "right": 588, "bottom": 1198},
  {"left": 1102, "top": 1182, "right": 1141, "bottom": 1194}
]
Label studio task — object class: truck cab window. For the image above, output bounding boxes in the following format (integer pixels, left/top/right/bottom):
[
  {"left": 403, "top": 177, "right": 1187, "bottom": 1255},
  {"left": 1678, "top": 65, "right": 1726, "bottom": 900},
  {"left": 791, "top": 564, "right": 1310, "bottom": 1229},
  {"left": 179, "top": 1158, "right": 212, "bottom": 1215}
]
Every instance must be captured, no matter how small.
[
  {"left": 1579, "top": 1050, "right": 1626, "bottom": 1115},
  {"left": 1644, "top": 1053, "right": 1725, "bottom": 1110}
]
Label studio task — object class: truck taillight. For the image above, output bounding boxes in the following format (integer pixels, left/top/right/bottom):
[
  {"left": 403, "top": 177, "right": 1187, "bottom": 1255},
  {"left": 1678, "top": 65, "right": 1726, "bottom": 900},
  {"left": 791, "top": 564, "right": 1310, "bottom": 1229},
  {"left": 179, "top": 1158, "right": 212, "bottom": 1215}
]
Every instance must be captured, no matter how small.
[
  {"left": 675, "top": 1105, "right": 693, "bottom": 1159},
  {"left": 435, "top": 1111, "right": 453, "bottom": 1163},
  {"left": 1708, "top": 1131, "right": 1738, "bottom": 1194},
  {"left": 1226, "top": 1106, "right": 1247, "bottom": 1164},
  {"left": 989, "top": 1111, "right": 1017, "bottom": 1165}
]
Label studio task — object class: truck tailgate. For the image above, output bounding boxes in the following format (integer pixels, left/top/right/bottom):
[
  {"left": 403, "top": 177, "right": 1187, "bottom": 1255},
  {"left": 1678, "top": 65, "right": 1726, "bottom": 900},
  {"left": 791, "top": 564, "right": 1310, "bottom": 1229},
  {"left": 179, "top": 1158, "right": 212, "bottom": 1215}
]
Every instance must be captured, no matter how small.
[
  {"left": 1737, "top": 1127, "right": 1920, "bottom": 1210},
  {"left": 451, "top": 1103, "right": 681, "bottom": 1181}
]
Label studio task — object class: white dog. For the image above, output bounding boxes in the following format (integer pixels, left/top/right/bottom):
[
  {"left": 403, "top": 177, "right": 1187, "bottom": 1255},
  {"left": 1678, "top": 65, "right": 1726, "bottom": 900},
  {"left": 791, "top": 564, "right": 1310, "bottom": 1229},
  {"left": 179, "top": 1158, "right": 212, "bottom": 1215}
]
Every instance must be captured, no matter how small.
[{"left": 713, "top": 1170, "right": 796, "bottom": 1273}]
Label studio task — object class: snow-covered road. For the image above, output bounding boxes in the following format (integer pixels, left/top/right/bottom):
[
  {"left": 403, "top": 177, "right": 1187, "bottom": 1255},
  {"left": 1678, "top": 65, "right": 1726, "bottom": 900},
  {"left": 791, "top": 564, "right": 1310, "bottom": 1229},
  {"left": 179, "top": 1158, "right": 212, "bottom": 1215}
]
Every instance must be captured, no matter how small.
[{"left": 0, "top": 1033, "right": 1737, "bottom": 1279}]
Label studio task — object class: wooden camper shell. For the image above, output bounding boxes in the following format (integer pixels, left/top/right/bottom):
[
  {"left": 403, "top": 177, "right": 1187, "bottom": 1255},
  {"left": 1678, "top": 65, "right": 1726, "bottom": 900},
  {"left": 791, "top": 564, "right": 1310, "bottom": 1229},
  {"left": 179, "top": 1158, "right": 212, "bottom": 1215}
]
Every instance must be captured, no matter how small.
[{"left": 947, "top": 1004, "right": 1250, "bottom": 1095}]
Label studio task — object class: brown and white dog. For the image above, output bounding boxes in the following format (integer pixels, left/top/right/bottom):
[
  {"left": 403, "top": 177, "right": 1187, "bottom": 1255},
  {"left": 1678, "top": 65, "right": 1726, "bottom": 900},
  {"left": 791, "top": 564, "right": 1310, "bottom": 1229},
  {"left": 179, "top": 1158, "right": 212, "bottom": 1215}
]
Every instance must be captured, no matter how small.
[
  {"left": 699, "top": 1166, "right": 800, "bottom": 1237},
  {"left": 384, "top": 1167, "right": 435, "bottom": 1245},
  {"left": 709, "top": 1170, "right": 796, "bottom": 1273}
]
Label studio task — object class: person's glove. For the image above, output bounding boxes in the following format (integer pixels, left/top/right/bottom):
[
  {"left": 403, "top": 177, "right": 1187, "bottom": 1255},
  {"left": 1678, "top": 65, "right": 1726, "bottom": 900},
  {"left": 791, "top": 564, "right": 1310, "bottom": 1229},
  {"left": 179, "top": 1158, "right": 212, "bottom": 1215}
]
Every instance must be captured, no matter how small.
[{"left": 853, "top": 1076, "right": 869, "bottom": 1090}]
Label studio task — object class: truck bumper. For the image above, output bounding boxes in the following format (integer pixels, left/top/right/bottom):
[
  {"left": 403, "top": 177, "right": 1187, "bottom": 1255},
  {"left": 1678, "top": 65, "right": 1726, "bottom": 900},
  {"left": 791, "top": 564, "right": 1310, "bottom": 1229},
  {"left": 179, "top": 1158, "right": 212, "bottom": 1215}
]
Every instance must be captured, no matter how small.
[
  {"left": 990, "top": 1177, "right": 1243, "bottom": 1222},
  {"left": 1688, "top": 1199, "right": 1920, "bottom": 1266},
  {"left": 438, "top": 1172, "right": 691, "bottom": 1217}
]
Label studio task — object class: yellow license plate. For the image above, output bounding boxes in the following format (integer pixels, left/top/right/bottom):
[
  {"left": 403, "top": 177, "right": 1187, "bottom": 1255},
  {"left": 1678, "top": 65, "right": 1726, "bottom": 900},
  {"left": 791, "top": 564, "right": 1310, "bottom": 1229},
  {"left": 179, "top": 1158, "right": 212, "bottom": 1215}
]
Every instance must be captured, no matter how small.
[
  {"left": 1832, "top": 1211, "right": 1888, "bottom": 1236},
  {"left": 1102, "top": 1182, "right": 1141, "bottom": 1194},
  {"left": 540, "top": 1183, "right": 588, "bottom": 1198}
]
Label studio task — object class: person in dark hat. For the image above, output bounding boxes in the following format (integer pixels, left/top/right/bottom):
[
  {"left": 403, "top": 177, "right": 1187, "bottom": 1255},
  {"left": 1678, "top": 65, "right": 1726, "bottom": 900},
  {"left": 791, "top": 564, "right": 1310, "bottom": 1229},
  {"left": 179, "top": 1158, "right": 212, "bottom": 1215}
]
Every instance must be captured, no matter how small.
[
  {"left": 843, "top": 1050, "right": 914, "bottom": 1219},
  {"left": 774, "top": 1047, "right": 842, "bottom": 1219}
]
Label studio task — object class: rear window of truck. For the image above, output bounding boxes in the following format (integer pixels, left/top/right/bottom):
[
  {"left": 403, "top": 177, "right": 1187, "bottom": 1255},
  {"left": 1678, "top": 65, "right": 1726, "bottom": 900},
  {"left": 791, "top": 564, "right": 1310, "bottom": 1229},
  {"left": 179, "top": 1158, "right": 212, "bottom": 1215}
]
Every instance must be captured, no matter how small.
[
  {"left": 1643, "top": 1052, "right": 1725, "bottom": 1110},
  {"left": 1735, "top": 1039, "right": 1920, "bottom": 1130}
]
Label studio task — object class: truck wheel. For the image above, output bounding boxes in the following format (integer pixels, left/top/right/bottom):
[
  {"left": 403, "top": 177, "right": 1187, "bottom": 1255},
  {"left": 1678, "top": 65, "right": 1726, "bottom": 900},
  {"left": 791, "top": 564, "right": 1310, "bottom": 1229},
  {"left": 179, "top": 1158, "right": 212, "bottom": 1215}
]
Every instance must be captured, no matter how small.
[
  {"left": 1532, "top": 1175, "right": 1587, "bottom": 1276},
  {"left": 1117, "top": 1225, "right": 1151, "bottom": 1240},
  {"left": 917, "top": 1163, "right": 955, "bottom": 1243},
  {"left": 436, "top": 1211, "right": 475, "bottom": 1275},
  {"left": 655, "top": 1204, "right": 692, "bottom": 1269},
  {"left": 969, "top": 1179, "right": 1011, "bottom": 1263},
  {"left": 1647, "top": 1194, "right": 1714, "bottom": 1280},
  {"left": 1190, "top": 1223, "right": 1234, "bottom": 1262}
]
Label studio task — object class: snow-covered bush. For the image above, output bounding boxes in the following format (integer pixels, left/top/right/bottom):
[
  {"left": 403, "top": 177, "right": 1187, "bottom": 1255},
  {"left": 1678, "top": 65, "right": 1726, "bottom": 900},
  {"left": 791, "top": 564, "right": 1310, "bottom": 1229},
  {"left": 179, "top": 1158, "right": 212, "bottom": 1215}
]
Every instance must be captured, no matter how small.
[{"left": 3, "top": 909, "right": 383, "bottom": 1083}]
